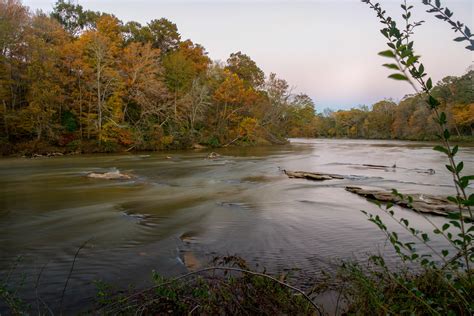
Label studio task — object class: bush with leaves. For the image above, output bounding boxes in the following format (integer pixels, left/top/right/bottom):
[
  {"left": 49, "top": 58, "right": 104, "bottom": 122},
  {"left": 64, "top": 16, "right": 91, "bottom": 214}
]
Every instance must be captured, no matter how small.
[{"left": 332, "top": 1, "right": 474, "bottom": 314}]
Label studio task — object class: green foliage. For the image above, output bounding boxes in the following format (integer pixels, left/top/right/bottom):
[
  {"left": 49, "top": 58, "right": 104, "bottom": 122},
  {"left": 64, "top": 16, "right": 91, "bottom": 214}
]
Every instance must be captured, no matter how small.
[
  {"left": 61, "top": 111, "right": 78, "bottom": 132},
  {"left": 335, "top": 258, "right": 473, "bottom": 314},
  {"left": 346, "top": 1, "right": 474, "bottom": 314},
  {"left": 0, "top": 256, "right": 29, "bottom": 315},
  {"left": 225, "top": 51, "right": 265, "bottom": 88}
]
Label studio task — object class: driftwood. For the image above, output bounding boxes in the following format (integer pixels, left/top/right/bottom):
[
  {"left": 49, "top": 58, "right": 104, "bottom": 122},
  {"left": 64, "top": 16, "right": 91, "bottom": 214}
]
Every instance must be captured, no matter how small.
[
  {"left": 345, "top": 186, "right": 459, "bottom": 216},
  {"left": 284, "top": 170, "right": 344, "bottom": 181}
]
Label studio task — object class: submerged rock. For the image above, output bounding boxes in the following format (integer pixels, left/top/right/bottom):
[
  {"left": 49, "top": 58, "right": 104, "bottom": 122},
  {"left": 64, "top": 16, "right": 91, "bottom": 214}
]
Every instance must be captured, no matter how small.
[
  {"left": 87, "top": 170, "right": 132, "bottom": 180},
  {"left": 345, "top": 186, "right": 460, "bottom": 216},
  {"left": 284, "top": 170, "right": 344, "bottom": 181},
  {"left": 207, "top": 152, "right": 220, "bottom": 159}
]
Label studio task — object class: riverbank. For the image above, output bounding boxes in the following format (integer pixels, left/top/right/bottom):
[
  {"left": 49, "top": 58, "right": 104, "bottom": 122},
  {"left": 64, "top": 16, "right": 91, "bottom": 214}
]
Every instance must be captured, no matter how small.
[
  {"left": 3, "top": 135, "right": 473, "bottom": 158},
  {"left": 0, "top": 136, "right": 286, "bottom": 158}
]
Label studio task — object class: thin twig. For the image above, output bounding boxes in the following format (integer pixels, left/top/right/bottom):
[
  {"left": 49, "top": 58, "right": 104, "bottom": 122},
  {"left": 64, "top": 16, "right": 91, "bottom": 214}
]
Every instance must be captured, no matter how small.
[
  {"left": 59, "top": 239, "right": 91, "bottom": 315},
  {"left": 188, "top": 304, "right": 200, "bottom": 315},
  {"left": 35, "top": 262, "right": 48, "bottom": 315}
]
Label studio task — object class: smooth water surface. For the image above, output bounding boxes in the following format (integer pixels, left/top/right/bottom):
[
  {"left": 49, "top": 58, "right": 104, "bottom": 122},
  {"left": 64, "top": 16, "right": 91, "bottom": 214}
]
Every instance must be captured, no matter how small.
[{"left": 0, "top": 139, "right": 473, "bottom": 312}]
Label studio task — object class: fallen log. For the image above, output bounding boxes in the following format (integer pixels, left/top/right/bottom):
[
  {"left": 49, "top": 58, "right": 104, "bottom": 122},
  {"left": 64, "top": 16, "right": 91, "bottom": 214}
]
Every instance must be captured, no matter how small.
[
  {"left": 284, "top": 170, "right": 344, "bottom": 181},
  {"left": 345, "top": 186, "right": 459, "bottom": 217}
]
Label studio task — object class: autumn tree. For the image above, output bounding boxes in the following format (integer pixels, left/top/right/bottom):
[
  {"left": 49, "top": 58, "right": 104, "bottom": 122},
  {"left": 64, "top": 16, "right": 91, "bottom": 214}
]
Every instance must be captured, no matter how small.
[
  {"left": 77, "top": 15, "right": 123, "bottom": 143},
  {"left": 364, "top": 100, "right": 396, "bottom": 139},
  {"left": 0, "top": 0, "right": 29, "bottom": 139},
  {"left": 225, "top": 51, "right": 265, "bottom": 88},
  {"left": 22, "top": 13, "right": 69, "bottom": 140}
]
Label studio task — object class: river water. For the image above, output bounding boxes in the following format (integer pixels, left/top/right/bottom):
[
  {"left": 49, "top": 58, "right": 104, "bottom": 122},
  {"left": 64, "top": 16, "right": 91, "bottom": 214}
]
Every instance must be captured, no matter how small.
[{"left": 0, "top": 138, "right": 473, "bottom": 312}]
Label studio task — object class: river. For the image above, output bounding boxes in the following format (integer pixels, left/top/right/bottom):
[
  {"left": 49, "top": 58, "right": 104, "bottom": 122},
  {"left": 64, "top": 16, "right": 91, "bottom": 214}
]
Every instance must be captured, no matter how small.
[{"left": 0, "top": 138, "right": 473, "bottom": 312}]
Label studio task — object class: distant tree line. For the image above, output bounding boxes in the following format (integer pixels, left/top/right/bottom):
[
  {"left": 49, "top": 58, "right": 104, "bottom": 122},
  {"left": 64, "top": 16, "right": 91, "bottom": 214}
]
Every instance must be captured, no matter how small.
[
  {"left": 0, "top": 0, "right": 316, "bottom": 154},
  {"left": 311, "top": 70, "right": 473, "bottom": 140}
]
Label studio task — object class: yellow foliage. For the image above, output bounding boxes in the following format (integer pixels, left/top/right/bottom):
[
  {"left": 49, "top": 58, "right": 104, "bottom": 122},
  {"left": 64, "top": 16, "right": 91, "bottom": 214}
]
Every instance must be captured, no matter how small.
[
  {"left": 161, "top": 135, "right": 174, "bottom": 146},
  {"left": 238, "top": 117, "right": 259, "bottom": 142}
]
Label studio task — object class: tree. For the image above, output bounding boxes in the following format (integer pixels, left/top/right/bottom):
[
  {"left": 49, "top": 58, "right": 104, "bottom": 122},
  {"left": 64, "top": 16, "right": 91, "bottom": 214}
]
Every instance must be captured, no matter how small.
[
  {"left": 147, "top": 18, "right": 181, "bottom": 54},
  {"left": 51, "top": 0, "right": 99, "bottom": 36},
  {"left": 120, "top": 41, "right": 169, "bottom": 146},
  {"left": 78, "top": 15, "right": 123, "bottom": 143},
  {"left": 22, "top": 14, "right": 69, "bottom": 140},
  {"left": 225, "top": 51, "right": 265, "bottom": 88},
  {"left": 178, "top": 40, "right": 211, "bottom": 76},
  {"left": 364, "top": 100, "right": 396, "bottom": 139},
  {"left": 162, "top": 50, "right": 195, "bottom": 121},
  {"left": 212, "top": 71, "right": 260, "bottom": 142}
]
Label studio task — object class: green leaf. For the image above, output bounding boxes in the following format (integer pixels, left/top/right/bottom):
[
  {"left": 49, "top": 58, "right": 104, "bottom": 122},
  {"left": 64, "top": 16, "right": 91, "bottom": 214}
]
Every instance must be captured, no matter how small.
[
  {"left": 406, "top": 55, "right": 418, "bottom": 66},
  {"left": 452, "top": 145, "right": 459, "bottom": 156},
  {"left": 378, "top": 50, "right": 396, "bottom": 58},
  {"left": 442, "top": 250, "right": 449, "bottom": 257},
  {"left": 447, "top": 196, "right": 458, "bottom": 204},
  {"left": 449, "top": 220, "right": 461, "bottom": 229},
  {"left": 439, "top": 112, "right": 447, "bottom": 124},
  {"left": 442, "top": 223, "right": 450, "bottom": 231},
  {"left": 454, "top": 37, "right": 467, "bottom": 42},
  {"left": 433, "top": 145, "right": 448, "bottom": 155},
  {"left": 382, "top": 63, "right": 399, "bottom": 70},
  {"left": 456, "top": 161, "right": 464, "bottom": 173},
  {"left": 460, "top": 175, "right": 474, "bottom": 182},
  {"left": 388, "top": 73, "right": 409, "bottom": 81},
  {"left": 418, "top": 64, "right": 425, "bottom": 75},
  {"left": 428, "top": 95, "right": 440, "bottom": 108},
  {"left": 446, "top": 164, "right": 455, "bottom": 173},
  {"left": 443, "top": 129, "right": 450, "bottom": 140},
  {"left": 426, "top": 78, "right": 433, "bottom": 90}
]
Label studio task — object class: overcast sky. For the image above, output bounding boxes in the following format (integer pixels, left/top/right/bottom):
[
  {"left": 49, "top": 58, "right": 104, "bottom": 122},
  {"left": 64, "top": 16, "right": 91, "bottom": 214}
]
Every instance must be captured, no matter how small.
[{"left": 23, "top": 0, "right": 473, "bottom": 111}]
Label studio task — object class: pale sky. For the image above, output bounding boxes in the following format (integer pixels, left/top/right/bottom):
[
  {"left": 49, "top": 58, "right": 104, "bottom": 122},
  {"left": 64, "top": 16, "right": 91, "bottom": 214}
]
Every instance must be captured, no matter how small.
[{"left": 23, "top": 0, "right": 473, "bottom": 111}]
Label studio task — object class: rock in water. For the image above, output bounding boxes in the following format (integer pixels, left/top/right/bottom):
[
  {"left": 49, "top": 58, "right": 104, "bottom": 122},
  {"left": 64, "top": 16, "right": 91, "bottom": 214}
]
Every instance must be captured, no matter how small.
[
  {"left": 345, "top": 186, "right": 460, "bottom": 217},
  {"left": 207, "top": 152, "right": 220, "bottom": 159},
  {"left": 87, "top": 170, "right": 132, "bottom": 180},
  {"left": 284, "top": 170, "right": 344, "bottom": 181}
]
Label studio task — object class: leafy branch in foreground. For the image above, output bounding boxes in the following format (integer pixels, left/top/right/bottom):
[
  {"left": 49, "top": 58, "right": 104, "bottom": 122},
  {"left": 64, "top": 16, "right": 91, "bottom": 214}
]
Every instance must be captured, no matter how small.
[
  {"left": 348, "top": 0, "right": 474, "bottom": 313},
  {"left": 422, "top": 0, "right": 474, "bottom": 50}
]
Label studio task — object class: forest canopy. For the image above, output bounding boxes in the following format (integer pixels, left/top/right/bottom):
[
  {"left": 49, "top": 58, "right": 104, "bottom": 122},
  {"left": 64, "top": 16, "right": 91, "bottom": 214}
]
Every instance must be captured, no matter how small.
[
  {"left": 0, "top": 0, "right": 472, "bottom": 155},
  {"left": 0, "top": 0, "right": 318, "bottom": 155}
]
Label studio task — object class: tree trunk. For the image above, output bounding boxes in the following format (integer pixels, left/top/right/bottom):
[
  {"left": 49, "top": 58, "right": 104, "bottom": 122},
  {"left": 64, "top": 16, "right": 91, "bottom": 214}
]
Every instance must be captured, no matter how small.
[
  {"left": 97, "top": 63, "right": 102, "bottom": 145},
  {"left": 3, "top": 100, "right": 8, "bottom": 139}
]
